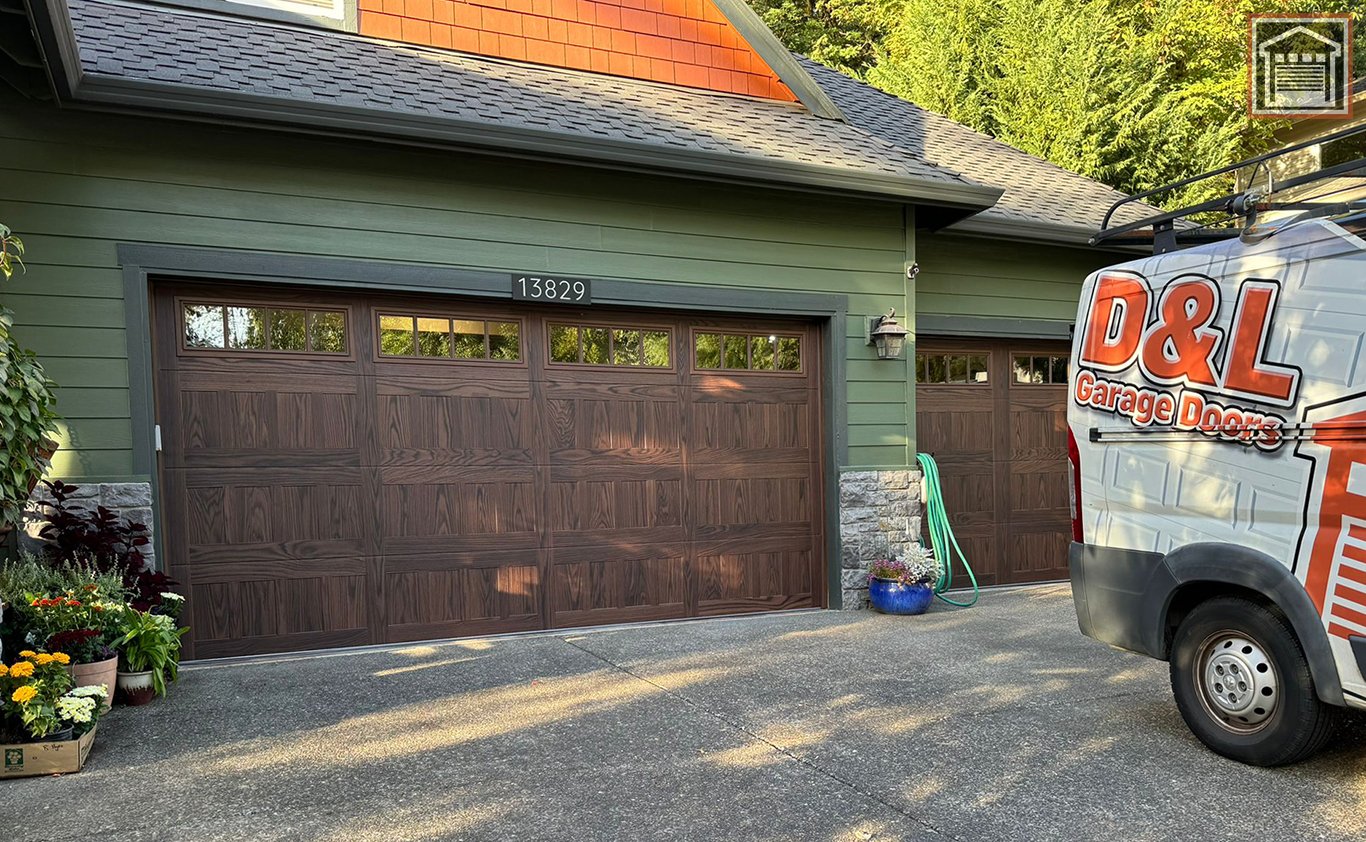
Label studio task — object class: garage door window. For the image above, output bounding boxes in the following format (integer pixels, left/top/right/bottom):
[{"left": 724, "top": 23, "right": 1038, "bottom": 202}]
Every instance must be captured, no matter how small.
[
  {"left": 916, "top": 352, "right": 988, "bottom": 384},
  {"left": 694, "top": 332, "right": 801, "bottom": 372},
  {"left": 548, "top": 324, "right": 671, "bottom": 367},
  {"left": 182, "top": 302, "right": 348, "bottom": 354},
  {"left": 1013, "top": 355, "right": 1069, "bottom": 384},
  {"left": 379, "top": 314, "right": 521, "bottom": 361}
]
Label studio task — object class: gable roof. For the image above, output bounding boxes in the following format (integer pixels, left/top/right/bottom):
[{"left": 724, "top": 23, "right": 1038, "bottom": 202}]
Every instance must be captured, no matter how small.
[
  {"left": 40, "top": 0, "right": 1000, "bottom": 222},
  {"left": 800, "top": 59, "right": 1153, "bottom": 242},
  {"left": 25, "top": 0, "right": 1152, "bottom": 242}
]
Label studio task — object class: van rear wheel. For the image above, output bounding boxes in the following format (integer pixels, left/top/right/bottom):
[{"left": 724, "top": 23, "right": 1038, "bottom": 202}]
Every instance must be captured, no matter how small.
[{"left": 1169, "top": 597, "right": 1339, "bottom": 766}]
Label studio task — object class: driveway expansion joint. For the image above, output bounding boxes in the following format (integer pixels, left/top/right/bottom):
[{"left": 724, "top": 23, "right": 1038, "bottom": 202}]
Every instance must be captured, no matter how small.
[{"left": 560, "top": 636, "right": 966, "bottom": 842}]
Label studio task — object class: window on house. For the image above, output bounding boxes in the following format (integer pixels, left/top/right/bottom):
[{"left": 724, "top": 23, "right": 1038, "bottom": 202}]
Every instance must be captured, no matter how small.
[
  {"left": 916, "top": 353, "right": 989, "bottom": 384},
  {"left": 378, "top": 314, "right": 521, "bottom": 361},
  {"left": 183, "top": 303, "right": 348, "bottom": 354},
  {"left": 549, "top": 324, "right": 671, "bottom": 367},
  {"left": 1013, "top": 354, "right": 1070, "bottom": 385},
  {"left": 694, "top": 332, "right": 801, "bottom": 372}
]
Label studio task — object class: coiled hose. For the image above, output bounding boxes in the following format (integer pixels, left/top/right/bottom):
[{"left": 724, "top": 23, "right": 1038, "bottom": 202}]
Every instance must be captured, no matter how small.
[{"left": 917, "top": 452, "right": 980, "bottom": 607}]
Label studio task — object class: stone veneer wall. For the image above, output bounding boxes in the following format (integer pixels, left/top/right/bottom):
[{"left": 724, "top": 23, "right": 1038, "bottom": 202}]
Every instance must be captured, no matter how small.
[
  {"left": 838, "top": 469, "right": 923, "bottom": 610},
  {"left": 20, "top": 480, "right": 156, "bottom": 568}
]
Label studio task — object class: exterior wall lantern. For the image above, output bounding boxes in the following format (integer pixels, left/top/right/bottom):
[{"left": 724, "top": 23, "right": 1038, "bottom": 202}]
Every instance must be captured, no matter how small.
[{"left": 867, "top": 309, "right": 910, "bottom": 360}]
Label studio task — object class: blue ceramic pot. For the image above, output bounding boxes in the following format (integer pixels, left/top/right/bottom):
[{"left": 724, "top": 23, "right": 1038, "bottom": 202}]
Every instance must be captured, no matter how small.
[{"left": 868, "top": 578, "right": 934, "bottom": 615}]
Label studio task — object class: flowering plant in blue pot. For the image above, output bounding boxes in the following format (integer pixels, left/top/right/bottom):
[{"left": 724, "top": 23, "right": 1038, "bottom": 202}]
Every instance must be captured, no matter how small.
[{"left": 867, "top": 546, "right": 940, "bottom": 615}]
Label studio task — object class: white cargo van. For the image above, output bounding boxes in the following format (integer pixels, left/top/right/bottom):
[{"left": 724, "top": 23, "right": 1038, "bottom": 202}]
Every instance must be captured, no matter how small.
[{"left": 1071, "top": 146, "right": 1366, "bottom": 766}]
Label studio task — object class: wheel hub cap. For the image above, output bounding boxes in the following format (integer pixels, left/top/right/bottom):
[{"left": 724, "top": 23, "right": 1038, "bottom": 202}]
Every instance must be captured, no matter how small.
[{"left": 1198, "top": 633, "right": 1278, "bottom": 731}]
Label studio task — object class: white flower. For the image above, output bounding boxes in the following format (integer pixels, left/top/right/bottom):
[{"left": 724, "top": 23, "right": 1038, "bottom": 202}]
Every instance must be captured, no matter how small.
[
  {"left": 70, "top": 684, "right": 108, "bottom": 699},
  {"left": 160, "top": 592, "right": 185, "bottom": 602},
  {"left": 57, "top": 695, "right": 96, "bottom": 724}
]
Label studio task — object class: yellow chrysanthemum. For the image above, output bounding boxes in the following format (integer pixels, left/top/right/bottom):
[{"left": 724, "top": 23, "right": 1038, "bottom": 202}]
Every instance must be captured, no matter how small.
[
  {"left": 11, "top": 685, "right": 37, "bottom": 704},
  {"left": 9, "top": 661, "right": 34, "bottom": 678},
  {"left": 34, "top": 653, "right": 54, "bottom": 666},
  {"left": 51, "top": 652, "right": 71, "bottom": 665},
  {"left": 18, "top": 650, "right": 36, "bottom": 659},
  {"left": 0, "top": 664, "right": 8, "bottom": 677}
]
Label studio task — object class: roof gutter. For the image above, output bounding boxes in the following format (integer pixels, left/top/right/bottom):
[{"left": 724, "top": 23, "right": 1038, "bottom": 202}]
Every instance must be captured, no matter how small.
[
  {"left": 946, "top": 214, "right": 1147, "bottom": 253},
  {"left": 27, "top": 0, "right": 1002, "bottom": 213}
]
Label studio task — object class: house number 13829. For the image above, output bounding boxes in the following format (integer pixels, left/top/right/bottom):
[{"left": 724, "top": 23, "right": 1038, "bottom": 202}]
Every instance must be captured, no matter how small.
[{"left": 512, "top": 275, "right": 591, "bottom": 304}]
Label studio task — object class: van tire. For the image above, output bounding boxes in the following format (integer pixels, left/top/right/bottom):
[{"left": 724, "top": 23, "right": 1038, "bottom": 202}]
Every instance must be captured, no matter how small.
[{"left": 1169, "top": 596, "right": 1339, "bottom": 766}]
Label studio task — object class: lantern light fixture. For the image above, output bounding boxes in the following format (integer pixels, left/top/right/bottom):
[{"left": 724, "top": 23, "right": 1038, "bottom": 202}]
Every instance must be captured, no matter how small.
[{"left": 867, "top": 309, "right": 910, "bottom": 360}]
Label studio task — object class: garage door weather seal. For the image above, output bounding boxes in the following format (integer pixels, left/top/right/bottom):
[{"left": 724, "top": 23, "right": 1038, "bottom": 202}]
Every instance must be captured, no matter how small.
[{"left": 917, "top": 452, "right": 980, "bottom": 607}]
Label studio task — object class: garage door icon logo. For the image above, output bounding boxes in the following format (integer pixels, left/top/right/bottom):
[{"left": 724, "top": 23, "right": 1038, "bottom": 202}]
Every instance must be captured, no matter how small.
[{"left": 1250, "top": 15, "right": 1352, "bottom": 118}]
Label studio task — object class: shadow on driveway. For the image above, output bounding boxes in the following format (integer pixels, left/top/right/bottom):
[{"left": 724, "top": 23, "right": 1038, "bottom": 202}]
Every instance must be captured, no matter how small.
[{"left": 10, "top": 584, "right": 1366, "bottom": 841}]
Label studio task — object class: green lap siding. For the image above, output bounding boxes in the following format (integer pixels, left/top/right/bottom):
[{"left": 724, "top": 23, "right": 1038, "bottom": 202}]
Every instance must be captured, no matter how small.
[
  {"left": 914, "top": 232, "right": 1127, "bottom": 325},
  {"left": 0, "top": 98, "right": 916, "bottom": 480}
]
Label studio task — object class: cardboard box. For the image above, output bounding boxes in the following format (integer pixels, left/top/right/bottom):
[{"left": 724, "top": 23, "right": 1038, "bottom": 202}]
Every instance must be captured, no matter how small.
[{"left": 0, "top": 726, "right": 97, "bottom": 779}]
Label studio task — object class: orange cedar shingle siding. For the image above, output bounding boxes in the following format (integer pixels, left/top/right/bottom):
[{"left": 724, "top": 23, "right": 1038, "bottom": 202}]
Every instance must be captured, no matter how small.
[{"left": 357, "top": 0, "right": 797, "bottom": 101}]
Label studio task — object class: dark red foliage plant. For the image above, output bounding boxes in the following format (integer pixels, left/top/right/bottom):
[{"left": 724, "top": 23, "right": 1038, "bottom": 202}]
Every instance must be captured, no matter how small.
[{"left": 35, "top": 480, "right": 175, "bottom": 611}]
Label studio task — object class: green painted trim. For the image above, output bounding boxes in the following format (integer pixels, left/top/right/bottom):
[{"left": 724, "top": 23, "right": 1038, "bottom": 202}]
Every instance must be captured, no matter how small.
[
  {"left": 117, "top": 243, "right": 850, "bottom": 606},
  {"left": 708, "top": 0, "right": 845, "bottom": 122},
  {"left": 917, "top": 315, "right": 1073, "bottom": 340}
]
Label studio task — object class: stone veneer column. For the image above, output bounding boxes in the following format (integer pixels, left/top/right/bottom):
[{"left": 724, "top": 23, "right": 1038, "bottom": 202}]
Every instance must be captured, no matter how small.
[
  {"left": 21, "top": 480, "right": 156, "bottom": 569},
  {"left": 838, "top": 469, "right": 923, "bottom": 610}
]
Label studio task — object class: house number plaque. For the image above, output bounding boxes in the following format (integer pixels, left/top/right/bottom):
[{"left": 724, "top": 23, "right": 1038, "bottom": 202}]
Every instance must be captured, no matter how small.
[{"left": 512, "top": 274, "right": 591, "bottom": 304}]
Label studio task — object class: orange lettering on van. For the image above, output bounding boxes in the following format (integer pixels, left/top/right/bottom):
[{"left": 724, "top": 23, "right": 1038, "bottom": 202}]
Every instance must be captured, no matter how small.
[
  {"left": 1223, "top": 281, "right": 1299, "bottom": 406},
  {"left": 1080, "top": 273, "right": 1149, "bottom": 370}
]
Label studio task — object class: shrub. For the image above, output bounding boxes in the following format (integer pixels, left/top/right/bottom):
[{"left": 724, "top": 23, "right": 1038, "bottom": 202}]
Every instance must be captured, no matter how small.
[
  {"left": 0, "top": 224, "right": 59, "bottom": 529},
  {"left": 34, "top": 480, "right": 174, "bottom": 611},
  {"left": 0, "top": 555, "right": 129, "bottom": 664}
]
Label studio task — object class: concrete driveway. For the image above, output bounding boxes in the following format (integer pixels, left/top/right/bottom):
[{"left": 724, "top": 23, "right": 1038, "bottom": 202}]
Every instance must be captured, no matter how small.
[{"left": 11, "top": 584, "right": 1366, "bottom": 841}]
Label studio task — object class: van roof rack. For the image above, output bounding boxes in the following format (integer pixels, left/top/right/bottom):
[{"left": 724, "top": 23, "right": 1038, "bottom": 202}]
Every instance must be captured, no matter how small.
[{"left": 1092, "top": 120, "right": 1366, "bottom": 255}]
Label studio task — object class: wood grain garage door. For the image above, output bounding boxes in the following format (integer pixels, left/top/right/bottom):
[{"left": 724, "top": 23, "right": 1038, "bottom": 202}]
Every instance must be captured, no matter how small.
[
  {"left": 154, "top": 283, "right": 824, "bottom": 658},
  {"left": 914, "top": 338, "right": 1071, "bottom": 587}
]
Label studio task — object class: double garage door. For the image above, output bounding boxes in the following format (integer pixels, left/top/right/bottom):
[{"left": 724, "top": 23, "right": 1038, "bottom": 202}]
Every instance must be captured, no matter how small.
[{"left": 153, "top": 283, "right": 825, "bottom": 658}]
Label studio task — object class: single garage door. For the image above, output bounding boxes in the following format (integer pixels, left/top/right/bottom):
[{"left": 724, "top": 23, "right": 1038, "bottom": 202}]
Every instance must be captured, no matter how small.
[
  {"left": 153, "top": 283, "right": 825, "bottom": 658},
  {"left": 914, "top": 337, "right": 1072, "bottom": 587}
]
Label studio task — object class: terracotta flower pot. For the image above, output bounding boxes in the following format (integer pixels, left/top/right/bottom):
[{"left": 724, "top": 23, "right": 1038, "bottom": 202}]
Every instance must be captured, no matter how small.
[
  {"left": 115, "top": 670, "right": 156, "bottom": 706},
  {"left": 68, "top": 655, "right": 117, "bottom": 713}
]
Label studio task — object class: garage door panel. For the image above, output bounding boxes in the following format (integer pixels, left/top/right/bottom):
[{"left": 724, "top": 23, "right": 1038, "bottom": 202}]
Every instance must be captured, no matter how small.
[
  {"left": 546, "top": 398, "right": 683, "bottom": 451},
  {"left": 191, "top": 574, "right": 370, "bottom": 651},
  {"left": 178, "top": 389, "right": 360, "bottom": 456},
  {"left": 696, "top": 550, "right": 813, "bottom": 614},
  {"left": 386, "top": 564, "right": 541, "bottom": 629},
  {"left": 181, "top": 480, "right": 364, "bottom": 546},
  {"left": 551, "top": 554, "right": 686, "bottom": 625},
  {"left": 694, "top": 477, "right": 810, "bottom": 527},
  {"left": 380, "top": 481, "right": 538, "bottom": 538},
  {"left": 550, "top": 478, "right": 682, "bottom": 532},
  {"left": 379, "top": 392, "right": 534, "bottom": 452}
]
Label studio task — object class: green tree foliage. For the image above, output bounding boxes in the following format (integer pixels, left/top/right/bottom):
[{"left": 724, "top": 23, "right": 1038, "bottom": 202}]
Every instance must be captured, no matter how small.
[
  {"left": 751, "top": 0, "right": 1365, "bottom": 209},
  {"left": 747, "top": 0, "right": 895, "bottom": 76}
]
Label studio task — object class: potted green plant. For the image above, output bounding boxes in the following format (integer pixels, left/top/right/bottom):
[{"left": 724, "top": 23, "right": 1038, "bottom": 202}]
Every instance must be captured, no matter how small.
[
  {"left": 115, "top": 609, "right": 186, "bottom": 705},
  {"left": 867, "top": 545, "right": 941, "bottom": 615}
]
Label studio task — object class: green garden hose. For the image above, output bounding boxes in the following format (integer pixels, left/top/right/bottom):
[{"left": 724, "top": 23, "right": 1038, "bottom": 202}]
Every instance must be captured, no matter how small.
[{"left": 916, "top": 452, "right": 980, "bottom": 607}]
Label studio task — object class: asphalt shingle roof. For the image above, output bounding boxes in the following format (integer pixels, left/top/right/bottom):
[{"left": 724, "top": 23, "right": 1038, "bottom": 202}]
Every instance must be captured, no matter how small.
[
  {"left": 67, "top": 0, "right": 981, "bottom": 190},
  {"left": 798, "top": 59, "right": 1151, "bottom": 233},
  {"left": 62, "top": 0, "right": 1151, "bottom": 238}
]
